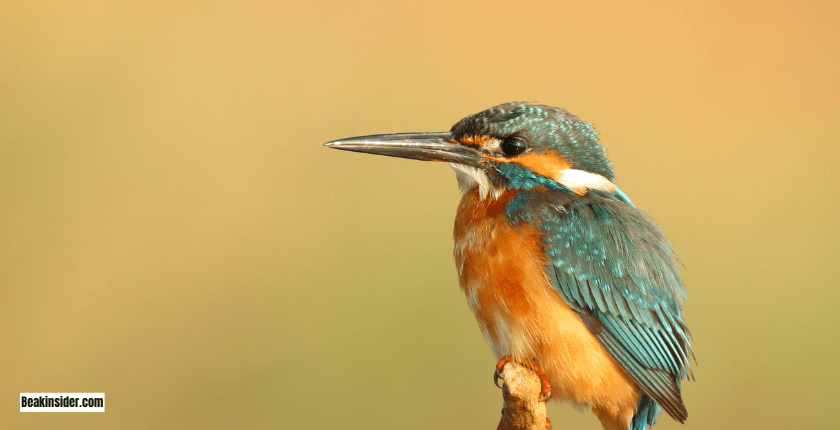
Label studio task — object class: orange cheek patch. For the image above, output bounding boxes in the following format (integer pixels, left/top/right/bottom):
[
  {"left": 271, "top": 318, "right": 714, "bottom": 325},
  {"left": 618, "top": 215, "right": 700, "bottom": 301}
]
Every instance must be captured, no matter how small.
[
  {"left": 510, "top": 152, "right": 570, "bottom": 180},
  {"left": 482, "top": 151, "right": 571, "bottom": 181}
]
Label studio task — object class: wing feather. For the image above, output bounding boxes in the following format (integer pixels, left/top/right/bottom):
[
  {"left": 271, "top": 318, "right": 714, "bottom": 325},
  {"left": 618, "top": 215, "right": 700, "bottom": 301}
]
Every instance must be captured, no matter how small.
[{"left": 509, "top": 191, "right": 693, "bottom": 422}]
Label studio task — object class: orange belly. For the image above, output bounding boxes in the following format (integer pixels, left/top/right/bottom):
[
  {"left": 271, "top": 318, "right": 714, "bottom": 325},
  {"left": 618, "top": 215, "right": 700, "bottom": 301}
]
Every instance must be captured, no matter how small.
[{"left": 453, "top": 189, "right": 641, "bottom": 427}]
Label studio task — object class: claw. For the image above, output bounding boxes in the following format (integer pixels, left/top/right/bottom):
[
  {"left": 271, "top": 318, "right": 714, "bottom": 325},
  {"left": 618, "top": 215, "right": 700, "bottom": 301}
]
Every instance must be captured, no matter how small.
[
  {"left": 494, "top": 355, "right": 553, "bottom": 402},
  {"left": 494, "top": 356, "right": 512, "bottom": 389},
  {"left": 539, "top": 386, "right": 552, "bottom": 402},
  {"left": 537, "top": 371, "right": 552, "bottom": 402}
]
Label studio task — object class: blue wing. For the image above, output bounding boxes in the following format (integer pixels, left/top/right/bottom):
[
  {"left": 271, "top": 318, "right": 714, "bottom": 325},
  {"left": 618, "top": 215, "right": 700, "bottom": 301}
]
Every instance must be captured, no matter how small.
[{"left": 507, "top": 191, "right": 693, "bottom": 422}]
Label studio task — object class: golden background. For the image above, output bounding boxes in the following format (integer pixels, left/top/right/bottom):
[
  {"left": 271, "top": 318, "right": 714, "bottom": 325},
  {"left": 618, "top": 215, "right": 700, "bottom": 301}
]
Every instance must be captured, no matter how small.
[{"left": 2, "top": 1, "right": 838, "bottom": 429}]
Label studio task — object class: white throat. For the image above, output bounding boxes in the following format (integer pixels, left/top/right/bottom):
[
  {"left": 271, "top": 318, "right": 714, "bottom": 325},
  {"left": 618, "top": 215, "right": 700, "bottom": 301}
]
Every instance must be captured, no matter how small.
[{"left": 447, "top": 163, "right": 503, "bottom": 200}]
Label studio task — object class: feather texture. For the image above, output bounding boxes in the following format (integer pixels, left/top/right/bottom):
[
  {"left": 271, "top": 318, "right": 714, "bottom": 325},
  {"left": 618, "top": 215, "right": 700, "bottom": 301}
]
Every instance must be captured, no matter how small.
[{"left": 507, "top": 190, "right": 693, "bottom": 423}]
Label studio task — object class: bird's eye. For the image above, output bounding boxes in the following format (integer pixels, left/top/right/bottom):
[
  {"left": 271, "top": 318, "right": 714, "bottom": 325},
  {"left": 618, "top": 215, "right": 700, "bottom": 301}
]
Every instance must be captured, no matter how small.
[{"left": 501, "top": 137, "right": 527, "bottom": 156}]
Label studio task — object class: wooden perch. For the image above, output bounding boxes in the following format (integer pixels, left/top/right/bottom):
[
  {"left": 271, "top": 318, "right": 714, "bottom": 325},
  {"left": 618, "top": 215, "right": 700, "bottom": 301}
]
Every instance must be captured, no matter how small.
[{"left": 496, "top": 362, "right": 551, "bottom": 430}]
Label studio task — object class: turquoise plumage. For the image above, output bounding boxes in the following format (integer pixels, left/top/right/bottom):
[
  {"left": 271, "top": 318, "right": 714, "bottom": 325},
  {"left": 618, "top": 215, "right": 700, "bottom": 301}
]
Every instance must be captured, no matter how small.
[
  {"left": 505, "top": 187, "right": 692, "bottom": 421},
  {"left": 326, "top": 102, "right": 694, "bottom": 430}
]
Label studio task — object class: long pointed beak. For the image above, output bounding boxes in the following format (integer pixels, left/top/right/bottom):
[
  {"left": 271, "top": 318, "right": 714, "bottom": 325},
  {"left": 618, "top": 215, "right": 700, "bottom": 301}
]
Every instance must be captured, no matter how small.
[{"left": 324, "top": 132, "right": 483, "bottom": 167}]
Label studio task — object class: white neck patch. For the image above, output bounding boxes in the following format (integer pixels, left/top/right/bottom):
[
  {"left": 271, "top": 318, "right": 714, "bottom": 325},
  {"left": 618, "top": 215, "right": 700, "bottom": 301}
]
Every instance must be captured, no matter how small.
[{"left": 553, "top": 169, "right": 615, "bottom": 195}]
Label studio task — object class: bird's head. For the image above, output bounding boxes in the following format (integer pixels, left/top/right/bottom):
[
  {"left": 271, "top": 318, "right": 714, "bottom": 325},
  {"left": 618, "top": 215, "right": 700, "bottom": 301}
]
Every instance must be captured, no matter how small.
[{"left": 326, "top": 102, "right": 631, "bottom": 203}]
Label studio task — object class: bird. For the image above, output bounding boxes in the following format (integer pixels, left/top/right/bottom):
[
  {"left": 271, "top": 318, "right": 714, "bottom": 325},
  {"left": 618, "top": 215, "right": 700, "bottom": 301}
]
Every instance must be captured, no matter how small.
[{"left": 324, "top": 102, "right": 693, "bottom": 430}]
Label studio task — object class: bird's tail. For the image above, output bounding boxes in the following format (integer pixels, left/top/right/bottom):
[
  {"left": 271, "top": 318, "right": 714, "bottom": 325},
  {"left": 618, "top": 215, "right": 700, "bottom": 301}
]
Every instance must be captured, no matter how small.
[{"left": 630, "top": 395, "right": 662, "bottom": 430}]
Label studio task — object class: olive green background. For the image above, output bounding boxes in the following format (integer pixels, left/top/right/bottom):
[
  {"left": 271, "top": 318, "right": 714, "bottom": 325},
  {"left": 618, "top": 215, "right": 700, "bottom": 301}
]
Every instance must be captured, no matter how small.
[{"left": 2, "top": 1, "right": 838, "bottom": 429}]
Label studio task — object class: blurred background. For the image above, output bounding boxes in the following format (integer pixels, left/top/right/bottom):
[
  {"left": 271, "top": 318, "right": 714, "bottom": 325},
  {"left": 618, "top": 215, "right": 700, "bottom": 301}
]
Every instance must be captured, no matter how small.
[{"left": 2, "top": 1, "right": 838, "bottom": 429}]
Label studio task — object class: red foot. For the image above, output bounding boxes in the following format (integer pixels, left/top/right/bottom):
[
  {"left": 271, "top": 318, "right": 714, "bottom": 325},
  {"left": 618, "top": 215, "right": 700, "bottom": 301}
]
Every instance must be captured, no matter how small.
[{"left": 494, "top": 355, "right": 553, "bottom": 402}]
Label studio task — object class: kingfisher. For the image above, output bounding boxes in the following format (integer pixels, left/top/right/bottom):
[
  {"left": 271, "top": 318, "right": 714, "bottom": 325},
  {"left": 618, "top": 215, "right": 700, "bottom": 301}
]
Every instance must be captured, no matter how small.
[{"left": 325, "top": 102, "right": 693, "bottom": 430}]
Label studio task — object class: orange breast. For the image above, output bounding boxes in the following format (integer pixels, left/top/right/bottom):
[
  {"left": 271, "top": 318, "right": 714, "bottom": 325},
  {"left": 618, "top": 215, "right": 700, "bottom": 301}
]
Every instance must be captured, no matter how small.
[{"left": 453, "top": 188, "right": 642, "bottom": 425}]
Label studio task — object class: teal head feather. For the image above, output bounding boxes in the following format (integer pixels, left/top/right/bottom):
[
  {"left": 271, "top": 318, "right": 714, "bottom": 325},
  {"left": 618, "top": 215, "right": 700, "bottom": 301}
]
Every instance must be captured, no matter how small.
[{"left": 450, "top": 102, "right": 616, "bottom": 182}]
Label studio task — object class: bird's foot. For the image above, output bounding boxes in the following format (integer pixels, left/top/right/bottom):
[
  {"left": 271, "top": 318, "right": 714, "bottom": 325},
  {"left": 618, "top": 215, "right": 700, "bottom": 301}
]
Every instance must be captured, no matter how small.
[{"left": 494, "top": 356, "right": 552, "bottom": 402}]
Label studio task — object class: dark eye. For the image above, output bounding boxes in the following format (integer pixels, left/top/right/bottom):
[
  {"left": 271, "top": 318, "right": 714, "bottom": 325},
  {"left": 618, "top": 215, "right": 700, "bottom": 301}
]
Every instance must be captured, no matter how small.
[{"left": 501, "top": 137, "right": 527, "bottom": 156}]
